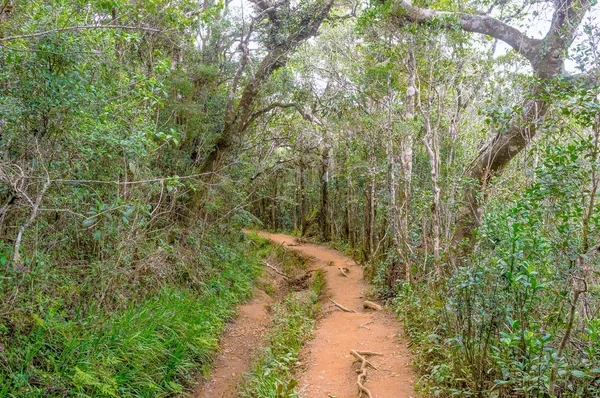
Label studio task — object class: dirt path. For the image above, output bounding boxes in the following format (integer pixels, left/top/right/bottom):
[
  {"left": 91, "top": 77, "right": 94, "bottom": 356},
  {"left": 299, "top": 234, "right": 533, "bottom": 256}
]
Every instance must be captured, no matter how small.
[
  {"left": 192, "top": 231, "right": 417, "bottom": 398},
  {"left": 255, "top": 232, "right": 417, "bottom": 398},
  {"left": 191, "top": 287, "right": 274, "bottom": 398}
]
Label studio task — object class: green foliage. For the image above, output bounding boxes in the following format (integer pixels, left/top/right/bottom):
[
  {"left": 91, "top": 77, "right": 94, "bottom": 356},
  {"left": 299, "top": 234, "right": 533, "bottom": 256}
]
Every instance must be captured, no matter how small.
[
  {"left": 0, "top": 229, "right": 264, "bottom": 397},
  {"left": 0, "top": 2, "right": 255, "bottom": 393},
  {"left": 394, "top": 132, "right": 600, "bottom": 396}
]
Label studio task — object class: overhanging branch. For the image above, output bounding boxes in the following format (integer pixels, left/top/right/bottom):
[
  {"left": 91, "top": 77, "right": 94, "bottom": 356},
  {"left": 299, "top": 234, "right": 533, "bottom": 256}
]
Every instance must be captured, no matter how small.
[
  {"left": 388, "top": 1, "right": 541, "bottom": 63},
  {"left": 244, "top": 102, "right": 324, "bottom": 131}
]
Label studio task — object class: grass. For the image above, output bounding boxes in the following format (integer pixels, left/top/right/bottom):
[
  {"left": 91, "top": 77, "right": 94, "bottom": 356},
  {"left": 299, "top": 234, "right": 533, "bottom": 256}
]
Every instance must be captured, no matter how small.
[
  {"left": 240, "top": 268, "right": 325, "bottom": 398},
  {"left": 0, "top": 231, "right": 272, "bottom": 397}
]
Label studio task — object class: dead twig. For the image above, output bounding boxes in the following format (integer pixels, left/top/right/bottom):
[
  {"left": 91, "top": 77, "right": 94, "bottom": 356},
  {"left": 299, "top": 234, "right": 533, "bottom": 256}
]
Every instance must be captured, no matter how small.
[
  {"left": 339, "top": 267, "right": 350, "bottom": 277},
  {"left": 261, "top": 261, "right": 289, "bottom": 280},
  {"left": 328, "top": 298, "right": 356, "bottom": 313}
]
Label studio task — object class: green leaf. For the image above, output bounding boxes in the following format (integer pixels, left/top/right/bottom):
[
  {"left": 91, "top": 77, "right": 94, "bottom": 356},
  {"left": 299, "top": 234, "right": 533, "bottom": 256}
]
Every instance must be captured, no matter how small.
[
  {"left": 82, "top": 218, "right": 96, "bottom": 227},
  {"left": 571, "top": 370, "right": 587, "bottom": 378}
]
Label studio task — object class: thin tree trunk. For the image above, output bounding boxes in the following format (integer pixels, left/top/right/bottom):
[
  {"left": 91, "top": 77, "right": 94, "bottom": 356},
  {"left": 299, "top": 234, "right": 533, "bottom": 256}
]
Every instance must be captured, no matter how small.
[
  {"left": 347, "top": 175, "right": 355, "bottom": 249},
  {"left": 399, "top": 41, "right": 416, "bottom": 283},
  {"left": 321, "top": 142, "right": 331, "bottom": 241},
  {"left": 423, "top": 115, "right": 441, "bottom": 274},
  {"left": 12, "top": 177, "right": 51, "bottom": 270},
  {"left": 367, "top": 167, "right": 376, "bottom": 273},
  {"left": 294, "top": 163, "right": 300, "bottom": 234},
  {"left": 271, "top": 175, "right": 277, "bottom": 230},
  {"left": 300, "top": 161, "right": 308, "bottom": 236},
  {"left": 419, "top": 62, "right": 445, "bottom": 274}
]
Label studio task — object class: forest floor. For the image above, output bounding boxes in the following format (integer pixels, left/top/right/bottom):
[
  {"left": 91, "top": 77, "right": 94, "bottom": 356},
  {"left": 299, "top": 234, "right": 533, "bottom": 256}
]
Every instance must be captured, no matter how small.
[{"left": 193, "top": 231, "right": 417, "bottom": 398}]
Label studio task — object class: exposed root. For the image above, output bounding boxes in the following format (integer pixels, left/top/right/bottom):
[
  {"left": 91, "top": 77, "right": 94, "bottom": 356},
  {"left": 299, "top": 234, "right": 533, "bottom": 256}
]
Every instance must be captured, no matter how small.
[
  {"left": 339, "top": 267, "right": 350, "bottom": 277},
  {"left": 295, "top": 237, "right": 308, "bottom": 244},
  {"left": 363, "top": 301, "right": 383, "bottom": 311},
  {"left": 328, "top": 298, "right": 356, "bottom": 313},
  {"left": 359, "top": 321, "right": 374, "bottom": 329},
  {"left": 350, "top": 350, "right": 383, "bottom": 398},
  {"left": 289, "top": 269, "right": 318, "bottom": 290},
  {"left": 261, "top": 261, "right": 289, "bottom": 280}
]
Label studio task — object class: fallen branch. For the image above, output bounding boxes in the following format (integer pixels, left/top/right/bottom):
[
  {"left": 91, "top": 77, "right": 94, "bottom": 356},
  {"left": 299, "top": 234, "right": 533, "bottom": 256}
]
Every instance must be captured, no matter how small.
[
  {"left": 363, "top": 301, "right": 383, "bottom": 311},
  {"left": 350, "top": 350, "right": 383, "bottom": 398},
  {"left": 261, "top": 261, "right": 289, "bottom": 280},
  {"left": 328, "top": 298, "right": 356, "bottom": 313},
  {"left": 339, "top": 267, "right": 350, "bottom": 277}
]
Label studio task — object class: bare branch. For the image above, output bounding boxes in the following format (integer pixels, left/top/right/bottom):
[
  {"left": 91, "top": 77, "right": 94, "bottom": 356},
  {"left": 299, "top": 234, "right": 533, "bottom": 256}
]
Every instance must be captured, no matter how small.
[
  {"left": 388, "top": 1, "right": 541, "bottom": 62},
  {"left": 12, "top": 177, "right": 50, "bottom": 271},
  {"left": 245, "top": 102, "right": 324, "bottom": 130},
  {"left": 546, "top": 0, "right": 592, "bottom": 49}
]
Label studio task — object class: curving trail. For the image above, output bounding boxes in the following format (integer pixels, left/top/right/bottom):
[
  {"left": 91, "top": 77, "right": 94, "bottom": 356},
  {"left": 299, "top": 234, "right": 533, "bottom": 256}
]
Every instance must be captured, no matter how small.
[{"left": 255, "top": 232, "right": 417, "bottom": 398}]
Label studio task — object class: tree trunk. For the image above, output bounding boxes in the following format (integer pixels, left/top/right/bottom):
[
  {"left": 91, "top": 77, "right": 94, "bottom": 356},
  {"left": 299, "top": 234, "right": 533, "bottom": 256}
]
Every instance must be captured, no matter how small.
[
  {"left": 450, "top": 86, "right": 550, "bottom": 265},
  {"left": 399, "top": 42, "right": 416, "bottom": 283},
  {"left": 369, "top": 178, "right": 376, "bottom": 271},
  {"left": 271, "top": 175, "right": 277, "bottom": 230},
  {"left": 294, "top": 163, "right": 301, "bottom": 234},
  {"left": 321, "top": 143, "right": 331, "bottom": 241},
  {"left": 300, "top": 161, "right": 308, "bottom": 236},
  {"left": 364, "top": 157, "right": 377, "bottom": 276},
  {"left": 423, "top": 115, "right": 441, "bottom": 275},
  {"left": 347, "top": 175, "right": 355, "bottom": 249},
  {"left": 198, "top": 0, "right": 334, "bottom": 176}
]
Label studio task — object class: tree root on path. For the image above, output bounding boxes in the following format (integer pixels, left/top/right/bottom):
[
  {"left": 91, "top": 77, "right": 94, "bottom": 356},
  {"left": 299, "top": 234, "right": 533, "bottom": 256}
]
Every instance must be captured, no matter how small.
[
  {"left": 261, "top": 261, "right": 289, "bottom": 280},
  {"left": 363, "top": 300, "right": 383, "bottom": 311},
  {"left": 350, "top": 350, "right": 383, "bottom": 398},
  {"left": 359, "top": 321, "right": 374, "bottom": 329},
  {"left": 328, "top": 298, "right": 356, "bottom": 313},
  {"left": 339, "top": 267, "right": 350, "bottom": 277}
]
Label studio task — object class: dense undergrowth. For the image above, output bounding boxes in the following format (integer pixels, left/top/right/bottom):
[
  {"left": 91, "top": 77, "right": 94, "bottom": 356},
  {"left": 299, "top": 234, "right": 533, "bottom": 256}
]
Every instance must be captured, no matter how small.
[
  {"left": 0, "top": 230, "right": 271, "bottom": 397},
  {"left": 391, "top": 138, "right": 600, "bottom": 397},
  {"left": 0, "top": 2, "right": 272, "bottom": 396}
]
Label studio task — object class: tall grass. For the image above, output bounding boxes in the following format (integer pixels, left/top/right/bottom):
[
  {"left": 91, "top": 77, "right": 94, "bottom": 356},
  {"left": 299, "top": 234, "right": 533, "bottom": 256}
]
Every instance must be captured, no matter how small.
[{"left": 0, "top": 231, "right": 271, "bottom": 397}]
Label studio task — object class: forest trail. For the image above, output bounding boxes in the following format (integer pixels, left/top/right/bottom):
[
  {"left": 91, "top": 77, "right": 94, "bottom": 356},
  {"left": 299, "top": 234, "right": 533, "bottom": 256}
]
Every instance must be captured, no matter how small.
[
  {"left": 254, "top": 231, "right": 417, "bottom": 398},
  {"left": 192, "top": 288, "right": 275, "bottom": 398}
]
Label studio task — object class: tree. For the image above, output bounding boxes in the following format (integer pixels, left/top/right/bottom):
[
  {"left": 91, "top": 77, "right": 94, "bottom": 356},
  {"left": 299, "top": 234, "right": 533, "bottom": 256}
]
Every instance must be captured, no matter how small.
[
  {"left": 198, "top": 0, "right": 335, "bottom": 175},
  {"left": 384, "top": 0, "right": 596, "bottom": 263}
]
